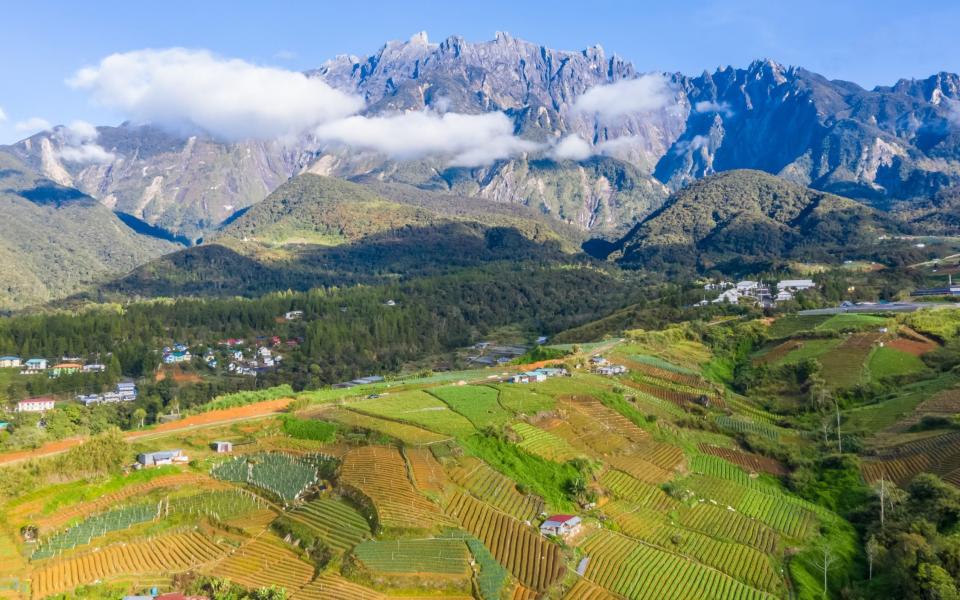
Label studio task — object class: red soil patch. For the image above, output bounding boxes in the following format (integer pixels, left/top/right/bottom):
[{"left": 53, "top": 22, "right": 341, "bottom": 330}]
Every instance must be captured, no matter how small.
[{"left": 888, "top": 337, "right": 938, "bottom": 356}]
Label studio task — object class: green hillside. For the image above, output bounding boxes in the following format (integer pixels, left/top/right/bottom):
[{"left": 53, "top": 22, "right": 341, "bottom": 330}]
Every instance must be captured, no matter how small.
[
  {"left": 0, "top": 153, "right": 177, "bottom": 309},
  {"left": 592, "top": 170, "right": 897, "bottom": 273}
]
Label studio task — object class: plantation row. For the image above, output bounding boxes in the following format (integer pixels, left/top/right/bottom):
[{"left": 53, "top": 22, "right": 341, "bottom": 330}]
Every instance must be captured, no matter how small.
[
  {"left": 605, "top": 500, "right": 783, "bottom": 593},
  {"left": 211, "top": 452, "right": 322, "bottom": 502},
  {"left": 511, "top": 422, "right": 584, "bottom": 462},
  {"left": 461, "top": 534, "right": 510, "bottom": 600},
  {"left": 204, "top": 536, "right": 314, "bottom": 593},
  {"left": 600, "top": 470, "right": 678, "bottom": 511},
  {"left": 352, "top": 538, "right": 471, "bottom": 575},
  {"left": 340, "top": 445, "right": 453, "bottom": 531},
  {"left": 698, "top": 446, "right": 787, "bottom": 476},
  {"left": 348, "top": 391, "right": 476, "bottom": 437},
  {"left": 625, "top": 380, "right": 720, "bottom": 412},
  {"left": 324, "top": 407, "right": 450, "bottom": 445},
  {"left": 448, "top": 458, "right": 544, "bottom": 521},
  {"left": 404, "top": 447, "right": 448, "bottom": 493},
  {"left": 445, "top": 492, "right": 565, "bottom": 592},
  {"left": 862, "top": 432, "right": 960, "bottom": 485},
  {"left": 288, "top": 497, "right": 371, "bottom": 553},
  {"left": 606, "top": 455, "right": 673, "bottom": 485},
  {"left": 563, "top": 578, "right": 622, "bottom": 600},
  {"left": 291, "top": 573, "right": 387, "bottom": 600},
  {"left": 31, "top": 489, "right": 263, "bottom": 560},
  {"left": 714, "top": 415, "right": 781, "bottom": 441},
  {"left": 31, "top": 531, "right": 226, "bottom": 599},
  {"left": 565, "top": 396, "right": 650, "bottom": 444},
  {"left": 684, "top": 475, "right": 818, "bottom": 539},
  {"left": 676, "top": 503, "right": 780, "bottom": 555},
  {"left": 581, "top": 530, "right": 776, "bottom": 600},
  {"left": 34, "top": 473, "right": 220, "bottom": 531},
  {"left": 627, "top": 359, "right": 713, "bottom": 391}
]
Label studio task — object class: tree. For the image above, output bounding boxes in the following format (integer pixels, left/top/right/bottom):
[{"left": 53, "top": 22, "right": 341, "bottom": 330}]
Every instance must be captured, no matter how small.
[
  {"left": 807, "top": 542, "right": 837, "bottom": 599},
  {"left": 865, "top": 535, "right": 883, "bottom": 580},
  {"left": 133, "top": 408, "right": 147, "bottom": 429}
]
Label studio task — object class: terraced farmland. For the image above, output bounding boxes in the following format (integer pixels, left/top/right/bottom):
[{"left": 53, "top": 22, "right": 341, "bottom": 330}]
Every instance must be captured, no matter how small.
[
  {"left": 600, "top": 469, "right": 678, "bottom": 511},
  {"left": 211, "top": 452, "right": 321, "bottom": 502},
  {"left": 605, "top": 500, "right": 784, "bottom": 593},
  {"left": 564, "top": 395, "right": 649, "bottom": 443},
  {"left": 205, "top": 535, "right": 314, "bottom": 592},
  {"left": 288, "top": 498, "right": 372, "bottom": 552},
  {"left": 31, "top": 531, "right": 227, "bottom": 599},
  {"left": 581, "top": 529, "right": 776, "bottom": 600},
  {"left": 340, "top": 445, "right": 454, "bottom": 531},
  {"left": 352, "top": 538, "right": 471, "bottom": 575},
  {"left": 820, "top": 333, "right": 880, "bottom": 388},
  {"left": 404, "top": 447, "right": 448, "bottom": 493},
  {"left": 318, "top": 407, "right": 450, "bottom": 445},
  {"left": 348, "top": 391, "right": 476, "bottom": 437},
  {"left": 428, "top": 385, "right": 513, "bottom": 427},
  {"left": 445, "top": 492, "right": 565, "bottom": 592},
  {"left": 447, "top": 457, "right": 543, "bottom": 521},
  {"left": 606, "top": 454, "right": 673, "bottom": 485},
  {"left": 715, "top": 415, "right": 781, "bottom": 441},
  {"left": 861, "top": 431, "right": 960, "bottom": 485},
  {"left": 698, "top": 445, "right": 787, "bottom": 476},
  {"left": 684, "top": 475, "right": 818, "bottom": 539},
  {"left": 511, "top": 422, "right": 584, "bottom": 462},
  {"left": 496, "top": 385, "right": 555, "bottom": 414},
  {"left": 292, "top": 572, "right": 386, "bottom": 599}
]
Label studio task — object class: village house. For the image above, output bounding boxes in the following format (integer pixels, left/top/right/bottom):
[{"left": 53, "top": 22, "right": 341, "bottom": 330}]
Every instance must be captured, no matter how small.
[
  {"left": 540, "top": 514, "right": 582, "bottom": 538},
  {"left": 0, "top": 356, "right": 21, "bottom": 368},
  {"left": 510, "top": 371, "right": 546, "bottom": 384},
  {"left": 82, "top": 363, "right": 106, "bottom": 373},
  {"left": 163, "top": 350, "right": 191, "bottom": 364},
  {"left": 712, "top": 288, "right": 741, "bottom": 304},
  {"left": 49, "top": 363, "right": 82, "bottom": 377},
  {"left": 777, "top": 279, "right": 816, "bottom": 293},
  {"left": 596, "top": 364, "right": 628, "bottom": 376},
  {"left": 590, "top": 356, "right": 609, "bottom": 366},
  {"left": 16, "top": 397, "right": 55, "bottom": 413},
  {"left": 137, "top": 450, "right": 188, "bottom": 467},
  {"left": 77, "top": 382, "right": 138, "bottom": 406},
  {"left": 284, "top": 310, "right": 304, "bottom": 321},
  {"left": 22, "top": 358, "right": 48, "bottom": 372}
]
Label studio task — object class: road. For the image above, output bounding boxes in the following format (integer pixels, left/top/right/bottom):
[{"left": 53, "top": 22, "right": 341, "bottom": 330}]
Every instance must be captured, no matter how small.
[
  {"left": 0, "top": 397, "right": 294, "bottom": 467},
  {"left": 798, "top": 302, "right": 960, "bottom": 316}
]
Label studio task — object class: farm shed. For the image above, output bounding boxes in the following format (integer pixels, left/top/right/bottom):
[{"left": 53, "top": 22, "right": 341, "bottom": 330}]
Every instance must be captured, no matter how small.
[
  {"left": 540, "top": 514, "right": 582, "bottom": 538},
  {"left": 137, "top": 450, "right": 188, "bottom": 467},
  {"left": 211, "top": 441, "right": 233, "bottom": 453}
]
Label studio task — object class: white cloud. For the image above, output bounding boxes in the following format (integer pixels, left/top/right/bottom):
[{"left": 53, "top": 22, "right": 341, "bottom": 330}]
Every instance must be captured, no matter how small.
[
  {"left": 55, "top": 120, "right": 116, "bottom": 164},
  {"left": 0, "top": 106, "right": 6, "bottom": 122},
  {"left": 574, "top": 74, "right": 675, "bottom": 119},
  {"left": 315, "top": 111, "right": 540, "bottom": 167},
  {"left": 15, "top": 117, "right": 52, "bottom": 134},
  {"left": 67, "top": 48, "right": 364, "bottom": 141},
  {"left": 694, "top": 100, "right": 734, "bottom": 117},
  {"left": 673, "top": 134, "right": 711, "bottom": 155},
  {"left": 273, "top": 50, "right": 297, "bottom": 61},
  {"left": 551, "top": 134, "right": 592, "bottom": 161},
  {"left": 946, "top": 98, "right": 960, "bottom": 127}
]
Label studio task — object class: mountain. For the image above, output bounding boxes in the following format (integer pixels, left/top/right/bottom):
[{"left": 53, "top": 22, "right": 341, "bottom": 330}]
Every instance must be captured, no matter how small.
[
  {"left": 4, "top": 34, "right": 960, "bottom": 242},
  {"left": 591, "top": 170, "right": 897, "bottom": 273},
  {"left": 96, "top": 174, "right": 583, "bottom": 299},
  {"left": 0, "top": 152, "right": 178, "bottom": 309}
]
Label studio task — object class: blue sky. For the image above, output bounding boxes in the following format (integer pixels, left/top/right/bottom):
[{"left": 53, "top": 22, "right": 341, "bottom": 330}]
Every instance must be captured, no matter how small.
[{"left": 0, "top": 0, "right": 957, "bottom": 143}]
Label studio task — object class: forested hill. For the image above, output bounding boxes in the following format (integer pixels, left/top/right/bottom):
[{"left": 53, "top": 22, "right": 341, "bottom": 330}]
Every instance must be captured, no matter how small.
[
  {"left": 216, "top": 173, "right": 580, "bottom": 249},
  {"left": 588, "top": 170, "right": 899, "bottom": 274},
  {"left": 0, "top": 153, "right": 178, "bottom": 310}
]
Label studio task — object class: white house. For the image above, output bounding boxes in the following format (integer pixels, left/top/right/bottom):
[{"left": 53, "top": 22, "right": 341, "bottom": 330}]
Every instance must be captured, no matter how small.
[
  {"left": 16, "top": 398, "right": 55, "bottom": 413},
  {"left": 777, "top": 279, "right": 816, "bottom": 292},
  {"left": 712, "top": 289, "right": 741, "bottom": 304},
  {"left": 596, "top": 365, "right": 628, "bottom": 376},
  {"left": 23, "top": 358, "right": 48, "bottom": 370},
  {"left": 736, "top": 281, "right": 759, "bottom": 292},
  {"left": 0, "top": 356, "right": 21, "bottom": 368},
  {"left": 284, "top": 310, "right": 304, "bottom": 321},
  {"left": 540, "top": 515, "right": 582, "bottom": 538},
  {"left": 775, "top": 290, "right": 794, "bottom": 303}
]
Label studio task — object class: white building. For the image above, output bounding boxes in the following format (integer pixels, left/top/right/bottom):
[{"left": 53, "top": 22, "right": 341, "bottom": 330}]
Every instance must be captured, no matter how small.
[
  {"left": 777, "top": 279, "right": 816, "bottom": 292},
  {"left": 16, "top": 398, "right": 55, "bottom": 413},
  {"left": 712, "top": 289, "right": 741, "bottom": 304},
  {"left": 540, "top": 515, "right": 582, "bottom": 538}
]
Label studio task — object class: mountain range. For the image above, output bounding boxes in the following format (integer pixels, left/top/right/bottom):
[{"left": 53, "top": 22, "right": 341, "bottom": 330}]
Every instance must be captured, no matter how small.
[
  {"left": 5, "top": 33, "right": 960, "bottom": 243},
  {"left": 2, "top": 33, "right": 960, "bottom": 306}
]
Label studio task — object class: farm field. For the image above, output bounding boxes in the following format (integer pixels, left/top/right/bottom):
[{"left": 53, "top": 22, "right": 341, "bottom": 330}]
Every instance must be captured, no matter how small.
[
  {"left": 819, "top": 333, "right": 881, "bottom": 388},
  {"left": 314, "top": 407, "right": 451, "bottom": 445},
  {"left": 288, "top": 497, "right": 372, "bottom": 553},
  {"left": 867, "top": 346, "right": 928, "bottom": 380},
  {"left": 447, "top": 457, "right": 543, "bottom": 521},
  {"left": 340, "top": 445, "right": 454, "bottom": 532},
  {"left": 347, "top": 391, "right": 476, "bottom": 437},
  {"left": 427, "top": 385, "right": 513, "bottom": 428}
]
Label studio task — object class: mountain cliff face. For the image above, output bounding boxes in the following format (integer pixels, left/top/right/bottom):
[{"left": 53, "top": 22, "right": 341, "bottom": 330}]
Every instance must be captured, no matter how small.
[{"left": 3, "top": 34, "right": 960, "bottom": 241}]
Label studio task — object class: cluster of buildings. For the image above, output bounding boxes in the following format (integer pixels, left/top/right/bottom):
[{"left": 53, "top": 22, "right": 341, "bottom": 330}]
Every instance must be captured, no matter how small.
[
  {"left": 509, "top": 367, "right": 568, "bottom": 384},
  {"left": 333, "top": 375, "right": 385, "bottom": 389},
  {"left": 14, "top": 397, "right": 55, "bottom": 413},
  {"left": 227, "top": 346, "right": 281, "bottom": 376},
  {"left": 76, "top": 382, "right": 138, "bottom": 406},
  {"left": 0, "top": 356, "right": 108, "bottom": 378},
  {"left": 161, "top": 338, "right": 296, "bottom": 376},
  {"left": 590, "top": 356, "right": 628, "bottom": 376},
  {"left": 706, "top": 279, "right": 816, "bottom": 306},
  {"left": 162, "top": 344, "right": 191, "bottom": 365}
]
